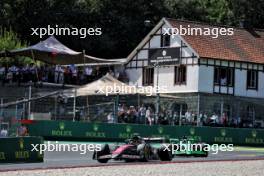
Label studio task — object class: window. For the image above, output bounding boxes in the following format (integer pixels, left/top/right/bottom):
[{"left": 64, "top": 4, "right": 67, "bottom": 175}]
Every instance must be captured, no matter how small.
[
  {"left": 214, "top": 67, "right": 234, "bottom": 86},
  {"left": 247, "top": 105, "right": 255, "bottom": 121},
  {"left": 161, "top": 34, "right": 170, "bottom": 47},
  {"left": 142, "top": 67, "right": 154, "bottom": 86},
  {"left": 247, "top": 70, "right": 258, "bottom": 90},
  {"left": 174, "top": 65, "right": 186, "bottom": 85}
]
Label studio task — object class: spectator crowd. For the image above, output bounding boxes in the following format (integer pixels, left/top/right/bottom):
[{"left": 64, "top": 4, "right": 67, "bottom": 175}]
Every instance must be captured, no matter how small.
[
  {"left": 114, "top": 103, "right": 246, "bottom": 128},
  {"left": 0, "top": 63, "right": 127, "bottom": 86}
]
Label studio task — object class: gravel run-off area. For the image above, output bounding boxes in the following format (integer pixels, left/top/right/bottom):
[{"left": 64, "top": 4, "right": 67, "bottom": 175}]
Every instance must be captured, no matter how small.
[{"left": 2, "top": 160, "right": 264, "bottom": 176}]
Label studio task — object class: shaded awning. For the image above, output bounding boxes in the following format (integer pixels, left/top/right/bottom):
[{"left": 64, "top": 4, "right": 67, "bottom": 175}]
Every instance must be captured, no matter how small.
[
  {"left": 0, "top": 36, "right": 125, "bottom": 65},
  {"left": 63, "top": 74, "right": 155, "bottom": 97}
]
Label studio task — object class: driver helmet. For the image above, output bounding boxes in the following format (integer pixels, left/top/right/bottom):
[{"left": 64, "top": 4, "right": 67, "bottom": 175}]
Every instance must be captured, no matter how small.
[{"left": 131, "top": 134, "right": 141, "bottom": 144}]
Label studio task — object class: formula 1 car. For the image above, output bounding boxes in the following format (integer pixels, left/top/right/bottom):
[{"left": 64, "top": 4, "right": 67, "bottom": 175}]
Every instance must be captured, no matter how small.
[
  {"left": 169, "top": 136, "right": 208, "bottom": 157},
  {"left": 93, "top": 135, "right": 172, "bottom": 163}
]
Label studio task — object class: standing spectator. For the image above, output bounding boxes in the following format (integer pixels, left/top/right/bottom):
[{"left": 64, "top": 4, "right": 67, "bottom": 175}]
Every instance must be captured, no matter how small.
[
  {"left": 107, "top": 112, "right": 114, "bottom": 123},
  {"left": 48, "top": 65, "right": 55, "bottom": 83},
  {"left": 17, "top": 125, "right": 28, "bottom": 136},
  {"left": 109, "top": 69, "right": 114, "bottom": 77},
  {"left": 22, "top": 64, "right": 29, "bottom": 83},
  {"left": 6, "top": 66, "right": 13, "bottom": 84},
  {"left": 94, "top": 66, "right": 101, "bottom": 79},
  {"left": 8, "top": 65, "right": 17, "bottom": 83},
  {"left": 78, "top": 69, "right": 85, "bottom": 85},
  {"left": 70, "top": 65, "right": 77, "bottom": 84},
  {"left": 29, "top": 63, "right": 37, "bottom": 85},
  {"left": 146, "top": 107, "right": 153, "bottom": 125},
  {"left": 0, "top": 128, "right": 8, "bottom": 137},
  {"left": 221, "top": 113, "right": 228, "bottom": 126},
  {"left": 16, "top": 65, "right": 22, "bottom": 86},
  {"left": 54, "top": 65, "right": 61, "bottom": 83},
  {"left": 139, "top": 104, "right": 146, "bottom": 124},
  {"left": 211, "top": 113, "right": 219, "bottom": 126},
  {"left": 43, "top": 65, "right": 49, "bottom": 82},
  {"left": 0, "top": 64, "right": 6, "bottom": 86},
  {"left": 64, "top": 66, "right": 71, "bottom": 84},
  {"left": 235, "top": 115, "right": 241, "bottom": 127},
  {"left": 118, "top": 104, "right": 127, "bottom": 123},
  {"left": 84, "top": 66, "right": 93, "bottom": 83},
  {"left": 58, "top": 66, "right": 64, "bottom": 84},
  {"left": 185, "top": 110, "right": 192, "bottom": 124}
]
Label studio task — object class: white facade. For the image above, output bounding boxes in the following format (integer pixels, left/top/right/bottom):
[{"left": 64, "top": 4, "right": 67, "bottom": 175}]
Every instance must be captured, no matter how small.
[{"left": 123, "top": 19, "right": 264, "bottom": 99}]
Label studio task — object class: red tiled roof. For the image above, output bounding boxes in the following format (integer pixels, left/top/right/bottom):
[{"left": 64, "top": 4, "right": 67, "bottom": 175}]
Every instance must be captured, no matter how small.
[{"left": 166, "top": 18, "right": 264, "bottom": 64}]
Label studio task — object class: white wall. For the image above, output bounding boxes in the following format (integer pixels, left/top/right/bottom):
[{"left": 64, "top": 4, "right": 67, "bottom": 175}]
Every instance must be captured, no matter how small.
[
  {"left": 154, "top": 65, "right": 199, "bottom": 93},
  {"left": 235, "top": 70, "right": 264, "bottom": 98},
  {"left": 198, "top": 65, "right": 214, "bottom": 93},
  {"left": 126, "top": 65, "right": 199, "bottom": 93},
  {"left": 197, "top": 66, "right": 264, "bottom": 98}
]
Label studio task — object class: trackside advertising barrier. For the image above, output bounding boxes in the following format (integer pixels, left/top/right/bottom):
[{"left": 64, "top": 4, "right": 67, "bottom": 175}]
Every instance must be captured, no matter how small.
[
  {"left": 0, "top": 137, "right": 44, "bottom": 163},
  {"left": 26, "top": 120, "right": 264, "bottom": 146}
]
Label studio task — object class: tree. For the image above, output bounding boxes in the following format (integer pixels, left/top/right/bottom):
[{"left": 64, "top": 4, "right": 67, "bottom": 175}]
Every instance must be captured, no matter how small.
[
  {"left": 0, "top": 27, "right": 29, "bottom": 65},
  {"left": 0, "top": 0, "right": 263, "bottom": 60}
]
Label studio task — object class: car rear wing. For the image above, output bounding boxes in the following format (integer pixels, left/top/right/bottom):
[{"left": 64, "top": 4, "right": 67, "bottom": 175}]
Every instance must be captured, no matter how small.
[{"left": 143, "top": 137, "right": 169, "bottom": 143}]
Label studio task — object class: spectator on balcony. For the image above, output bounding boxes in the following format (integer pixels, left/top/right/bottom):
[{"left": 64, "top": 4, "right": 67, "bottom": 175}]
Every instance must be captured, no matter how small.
[{"left": 220, "top": 76, "right": 227, "bottom": 86}]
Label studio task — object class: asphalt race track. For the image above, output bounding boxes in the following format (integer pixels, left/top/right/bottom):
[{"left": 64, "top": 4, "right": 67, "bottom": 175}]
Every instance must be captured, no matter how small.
[{"left": 0, "top": 141, "right": 264, "bottom": 171}]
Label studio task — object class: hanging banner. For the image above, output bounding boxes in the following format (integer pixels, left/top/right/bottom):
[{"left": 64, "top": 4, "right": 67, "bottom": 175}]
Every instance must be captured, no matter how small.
[{"left": 148, "top": 47, "right": 180, "bottom": 65}]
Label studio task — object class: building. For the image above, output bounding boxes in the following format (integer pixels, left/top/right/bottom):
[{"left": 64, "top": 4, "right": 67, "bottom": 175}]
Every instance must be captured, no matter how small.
[{"left": 118, "top": 18, "right": 264, "bottom": 127}]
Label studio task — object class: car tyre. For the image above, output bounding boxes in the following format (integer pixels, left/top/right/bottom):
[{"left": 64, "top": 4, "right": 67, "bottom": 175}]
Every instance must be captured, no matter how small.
[
  {"left": 94, "top": 144, "right": 110, "bottom": 163},
  {"left": 158, "top": 146, "right": 173, "bottom": 161}
]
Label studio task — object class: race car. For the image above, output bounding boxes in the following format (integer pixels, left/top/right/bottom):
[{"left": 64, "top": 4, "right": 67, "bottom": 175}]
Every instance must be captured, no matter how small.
[
  {"left": 169, "top": 136, "right": 208, "bottom": 157},
  {"left": 93, "top": 135, "right": 172, "bottom": 163}
]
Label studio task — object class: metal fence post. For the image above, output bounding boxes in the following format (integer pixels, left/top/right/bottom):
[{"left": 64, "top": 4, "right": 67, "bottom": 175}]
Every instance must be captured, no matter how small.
[
  {"left": 28, "top": 85, "right": 32, "bottom": 119},
  {"left": 197, "top": 93, "right": 200, "bottom": 126},
  {"left": 73, "top": 88, "right": 77, "bottom": 121}
]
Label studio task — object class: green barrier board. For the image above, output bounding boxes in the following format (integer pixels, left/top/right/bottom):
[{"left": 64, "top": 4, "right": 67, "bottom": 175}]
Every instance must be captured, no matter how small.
[
  {"left": 27, "top": 120, "right": 264, "bottom": 146},
  {"left": 0, "top": 137, "right": 44, "bottom": 163}
]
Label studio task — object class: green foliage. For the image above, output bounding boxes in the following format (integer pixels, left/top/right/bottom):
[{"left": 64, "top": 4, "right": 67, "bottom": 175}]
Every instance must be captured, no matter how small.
[
  {"left": 0, "top": 27, "right": 25, "bottom": 50},
  {"left": 0, "top": 27, "right": 31, "bottom": 65},
  {"left": 0, "top": 0, "right": 263, "bottom": 59}
]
